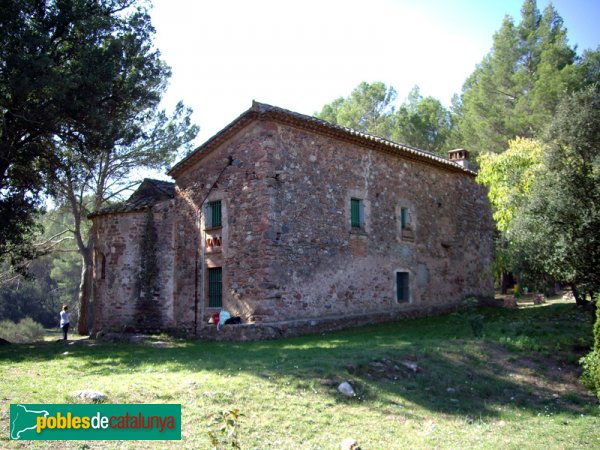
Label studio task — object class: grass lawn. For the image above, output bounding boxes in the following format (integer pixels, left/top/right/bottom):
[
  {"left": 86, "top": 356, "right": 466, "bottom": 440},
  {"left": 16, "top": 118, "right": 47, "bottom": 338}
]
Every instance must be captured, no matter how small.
[{"left": 1, "top": 298, "right": 598, "bottom": 449}]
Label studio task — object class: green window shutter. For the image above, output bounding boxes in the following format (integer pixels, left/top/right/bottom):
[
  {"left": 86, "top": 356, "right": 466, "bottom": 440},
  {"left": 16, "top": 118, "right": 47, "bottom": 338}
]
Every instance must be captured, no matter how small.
[
  {"left": 396, "top": 272, "right": 409, "bottom": 303},
  {"left": 351, "top": 198, "right": 361, "bottom": 228},
  {"left": 208, "top": 200, "right": 222, "bottom": 228},
  {"left": 208, "top": 267, "right": 222, "bottom": 308},
  {"left": 401, "top": 208, "right": 408, "bottom": 229}
]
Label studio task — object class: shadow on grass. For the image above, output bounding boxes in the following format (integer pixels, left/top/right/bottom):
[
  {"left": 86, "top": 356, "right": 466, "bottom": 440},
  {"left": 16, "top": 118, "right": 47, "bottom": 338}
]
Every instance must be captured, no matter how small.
[{"left": 1, "top": 302, "right": 596, "bottom": 418}]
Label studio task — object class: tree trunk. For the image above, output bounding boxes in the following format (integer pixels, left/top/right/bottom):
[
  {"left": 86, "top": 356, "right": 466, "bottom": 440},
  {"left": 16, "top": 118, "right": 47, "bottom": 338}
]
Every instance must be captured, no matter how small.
[
  {"left": 553, "top": 281, "right": 562, "bottom": 296},
  {"left": 500, "top": 272, "right": 511, "bottom": 295},
  {"left": 571, "top": 284, "right": 589, "bottom": 306},
  {"left": 77, "top": 247, "right": 93, "bottom": 335}
]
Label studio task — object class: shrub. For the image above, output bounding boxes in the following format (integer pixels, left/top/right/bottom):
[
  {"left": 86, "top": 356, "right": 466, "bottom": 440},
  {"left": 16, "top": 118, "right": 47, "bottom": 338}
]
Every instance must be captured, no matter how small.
[
  {"left": 594, "top": 297, "right": 600, "bottom": 351},
  {"left": 207, "top": 409, "right": 244, "bottom": 449},
  {"left": 0, "top": 317, "right": 46, "bottom": 343},
  {"left": 580, "top": 296, "right": 600, "bottom": 401},
  {"left": 462, "top": 296, "right": 485, "bottom": 337},
  {"left": 580, "top": 351, "right": 600, "bottom": 392}
]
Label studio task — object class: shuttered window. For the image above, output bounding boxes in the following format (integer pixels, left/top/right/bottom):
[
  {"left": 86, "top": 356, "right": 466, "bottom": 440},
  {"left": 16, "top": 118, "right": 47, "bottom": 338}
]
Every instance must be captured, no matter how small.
[
  {"left": 208, "top": 267, "right": 222, "bottom": 308},
  {"left": 396, "top": 272, "right": 409, "bottom": 303},
  {"left": 207, "top": 200, "right": 222, "bottom": 228},
  {"left": 351, "top": 198, "right": 362, "bottom": 228},
  {"left": 401, "top": 207, "right": 409, "bottom": 229}
]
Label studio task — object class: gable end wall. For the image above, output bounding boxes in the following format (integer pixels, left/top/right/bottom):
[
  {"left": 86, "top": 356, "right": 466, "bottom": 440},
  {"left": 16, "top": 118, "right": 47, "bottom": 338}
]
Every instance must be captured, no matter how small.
[{"left": 173, "top": 119, "right": 493, "bottom": 331}]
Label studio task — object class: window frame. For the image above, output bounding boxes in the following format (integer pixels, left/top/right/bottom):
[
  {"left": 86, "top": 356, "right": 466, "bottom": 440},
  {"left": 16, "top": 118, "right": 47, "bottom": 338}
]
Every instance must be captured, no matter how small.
[
  {"left": 396, "top": 203, "right": 416, "bottom": 243},
  {"left": 350, "top": 197, "right": 364, "bottom": 229},
  {"left": 207, "top": 267, "right": 222, "bottom": 308},
  {"left": 400, "top": 207, "right": 407, "bottom": 229},
  {"left": 396, "top": 271, "right": 410, "bottom": 303},
  {"left": 206, "top": 200, "right": 222, "bottom": 229}
]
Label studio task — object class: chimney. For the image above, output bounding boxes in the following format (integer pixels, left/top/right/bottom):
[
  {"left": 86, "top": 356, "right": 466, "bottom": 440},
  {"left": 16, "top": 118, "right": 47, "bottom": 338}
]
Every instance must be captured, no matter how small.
[{"left": 448, "top": 148, "right": 471, "bottom": 170}]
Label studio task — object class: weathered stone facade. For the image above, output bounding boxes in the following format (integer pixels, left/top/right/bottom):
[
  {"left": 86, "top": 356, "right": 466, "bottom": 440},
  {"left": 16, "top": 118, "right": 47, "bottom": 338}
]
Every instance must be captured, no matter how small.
[
  {"left": 91, "top": 180, "right": 176, "bottom": 333},
  {"left": 90, "top": 102, "right": 494, "bottom": 338}
]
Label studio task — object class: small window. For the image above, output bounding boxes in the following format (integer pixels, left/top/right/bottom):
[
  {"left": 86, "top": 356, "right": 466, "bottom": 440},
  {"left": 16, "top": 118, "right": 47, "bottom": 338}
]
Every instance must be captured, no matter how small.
[
  {"left": 396, "top": 272, "right": 410, "bottom": 303},
  {"left": 401, "top": 207, "right": 410, "bottom": 230},
  {"left": 351, "top": 198, "right": 364, "bottom": 228},
  {"left": 208, "top": 267, "right": 222, "bottom": 308},
  {"left": 206, "top": 200, "right": 222, "bottom": 228}
]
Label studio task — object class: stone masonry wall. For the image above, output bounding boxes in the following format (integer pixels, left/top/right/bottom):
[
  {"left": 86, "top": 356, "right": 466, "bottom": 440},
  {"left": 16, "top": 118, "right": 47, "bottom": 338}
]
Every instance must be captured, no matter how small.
[
  {"left": 173, "top": 119, "right": 493, "bottom": 332},
  {"left": 173, "top": 121, "right": 277, "bottom": 333},
  {"left": 255, "top": 122, "right": 494, "bottom": 320},
  {"left": 92, "top": 200, "right": 175, "bottom": 333}
]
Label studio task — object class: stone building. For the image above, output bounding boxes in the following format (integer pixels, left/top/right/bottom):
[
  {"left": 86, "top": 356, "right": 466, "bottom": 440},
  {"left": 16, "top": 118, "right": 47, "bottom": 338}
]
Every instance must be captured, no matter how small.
[{"left": 90, "top": 102, "right": 493, "bottom": 338}]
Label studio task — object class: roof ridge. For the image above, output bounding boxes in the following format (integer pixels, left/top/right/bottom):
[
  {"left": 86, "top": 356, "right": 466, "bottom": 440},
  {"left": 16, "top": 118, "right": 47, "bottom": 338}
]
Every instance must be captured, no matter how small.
[
  {"left": 168, "top": 101, "right": 474, "bottom": 177},
  {"left": 142, "top": 178, "right": 175, "bottom": 185},
  {"left": 88, "top": 178, "right": 175, "bottom": 219},
  {"left": 251, "top": 101, "right": 447, "bottom": 160}
]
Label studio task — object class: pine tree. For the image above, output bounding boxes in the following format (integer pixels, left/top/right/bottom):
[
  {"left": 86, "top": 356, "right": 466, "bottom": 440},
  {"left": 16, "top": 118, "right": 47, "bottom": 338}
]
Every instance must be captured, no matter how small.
[{"left": 457, "top": 0, "right": 577, "bottom": 155}]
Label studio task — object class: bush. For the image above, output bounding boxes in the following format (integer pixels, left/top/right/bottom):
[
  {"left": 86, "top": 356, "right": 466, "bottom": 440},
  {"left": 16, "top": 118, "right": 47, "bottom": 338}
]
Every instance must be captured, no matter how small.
[
  {"left": 580, "top": 351, "right": 600, "bottom": 392},
  {"left": 207, "top": 409, "right": 244, "bottom": 449},
  {"left": 0, "top": 317, "right": 46, "bottom": 343},
  {"left": 594, "top": 298, "right": 600, "bottom": 351},
  {"left": 580, "top": 296, "right": 600, "bottom": 401},
  {"left": 462, "top": 296, "right": 485, "bottom": 337}
]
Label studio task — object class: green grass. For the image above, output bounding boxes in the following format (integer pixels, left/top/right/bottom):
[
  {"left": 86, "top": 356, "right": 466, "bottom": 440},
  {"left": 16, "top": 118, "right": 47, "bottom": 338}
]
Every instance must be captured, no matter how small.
[{"left": 1, "top": 299, "right": 598, "bottom": 449}]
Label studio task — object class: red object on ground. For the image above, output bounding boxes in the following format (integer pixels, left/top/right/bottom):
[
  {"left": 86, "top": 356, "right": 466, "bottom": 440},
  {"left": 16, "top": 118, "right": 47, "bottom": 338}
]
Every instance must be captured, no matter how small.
[{"left": 212, "top": 312, "right": 220, "bottom": 325}]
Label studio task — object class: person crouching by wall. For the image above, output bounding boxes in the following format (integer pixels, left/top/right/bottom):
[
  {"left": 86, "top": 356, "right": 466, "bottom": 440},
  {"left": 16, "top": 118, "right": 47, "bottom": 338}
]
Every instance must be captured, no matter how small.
[{"left": 60, "top": 305, "right": 70, "bottom": 341}]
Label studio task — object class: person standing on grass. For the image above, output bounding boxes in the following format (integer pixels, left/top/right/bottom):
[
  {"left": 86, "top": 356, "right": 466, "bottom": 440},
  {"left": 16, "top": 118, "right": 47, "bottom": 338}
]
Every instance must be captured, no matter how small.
[{"left": 60, "top": 305, "right": 70, "bottom": 341}]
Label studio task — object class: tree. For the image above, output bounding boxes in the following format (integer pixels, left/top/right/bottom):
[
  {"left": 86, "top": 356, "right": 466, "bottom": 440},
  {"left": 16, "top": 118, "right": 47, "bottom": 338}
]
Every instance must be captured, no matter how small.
[
  {"left": 1, "top": 1, "right": 198, "bottom": 334},
  {"left": 514, "top": 84, "right": 600, "bottom": 304},
  {"left": 457, "top": 0, "right": 578, "bottom": 155},
  {"left": 0, "top": 205, "right": 80, "bottom": 327},
  {"left": 393, "top": 86, "right": 455, "bottom": 155},
  {"left": 51, "top": 102, "right": 197, "bottom": 335},
  {"left": 0, "top": 0, "right": 147, "bottom": 265},
  {"left": 477, "top": 137, "right": 545, "bottom": 292},
  {"left": 316, "top": 82, "right": 455, "bottom": 154},
  {"left": 42, "top": 6, "right": 199, "bottom": 334},
  {"left": 578, "top": 47, "right": 600, "bottom": 86},
  {"left": 477, "top": 137, "right": 544, "bottom": 233},
  {"left": 580, "top": 295, "right": 600, "bottom": 402},
  {"left": 315, "top": 81, "right": 397, "bottom": 138}
]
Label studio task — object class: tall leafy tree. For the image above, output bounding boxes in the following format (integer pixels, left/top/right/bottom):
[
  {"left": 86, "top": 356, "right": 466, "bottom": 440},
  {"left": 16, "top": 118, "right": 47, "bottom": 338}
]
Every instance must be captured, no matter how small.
[
  {"left": 512, "top": 84, "right": 600, "bottom": 304},
  {"left": 316, "top": 81, "right": 397, "bottom": 138},
  {"left": 42, "top": 5, "right": 198, "bottom": 334},
  {"left": 457, "top": 0, "right": 578, "bottom": 155},
  {"left": 477, "top": 137, "right": 544, "bottom": 233},
  {"left": 393, "top": 86, "right": 455, "bottom": 155},
  {"left": 0, "top": 0, "right": 143, "bottom": 265},
  {"left": 477, "top": 138, "right": 545, "bottom": 291},
  {"left": 1, "top": 0, "right": 198, "bottom": 334},
  {"left": 579, "top": 47, "right": 600, "bottom": 85},
  {"left": 0, "top": 205, "right": 80, "bottom": 326},
  {"left": 51, "top": 101, "right": 197, "bottom": 335},
  {"left": 316, "top": 82, "right": 454, "bottom": 155}
]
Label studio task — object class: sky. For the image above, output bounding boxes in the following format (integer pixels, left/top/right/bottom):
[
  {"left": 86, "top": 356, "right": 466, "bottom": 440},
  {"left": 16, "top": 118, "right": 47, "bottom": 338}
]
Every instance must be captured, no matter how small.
[{"left": 147, "top": 0, "right": 599, "bottom": 177}]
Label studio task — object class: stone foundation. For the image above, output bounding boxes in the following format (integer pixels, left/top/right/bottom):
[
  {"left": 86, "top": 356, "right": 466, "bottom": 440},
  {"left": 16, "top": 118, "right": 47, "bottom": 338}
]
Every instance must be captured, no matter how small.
[{"left": 194, "top": 303, "right": 461, "bottom": 341}]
